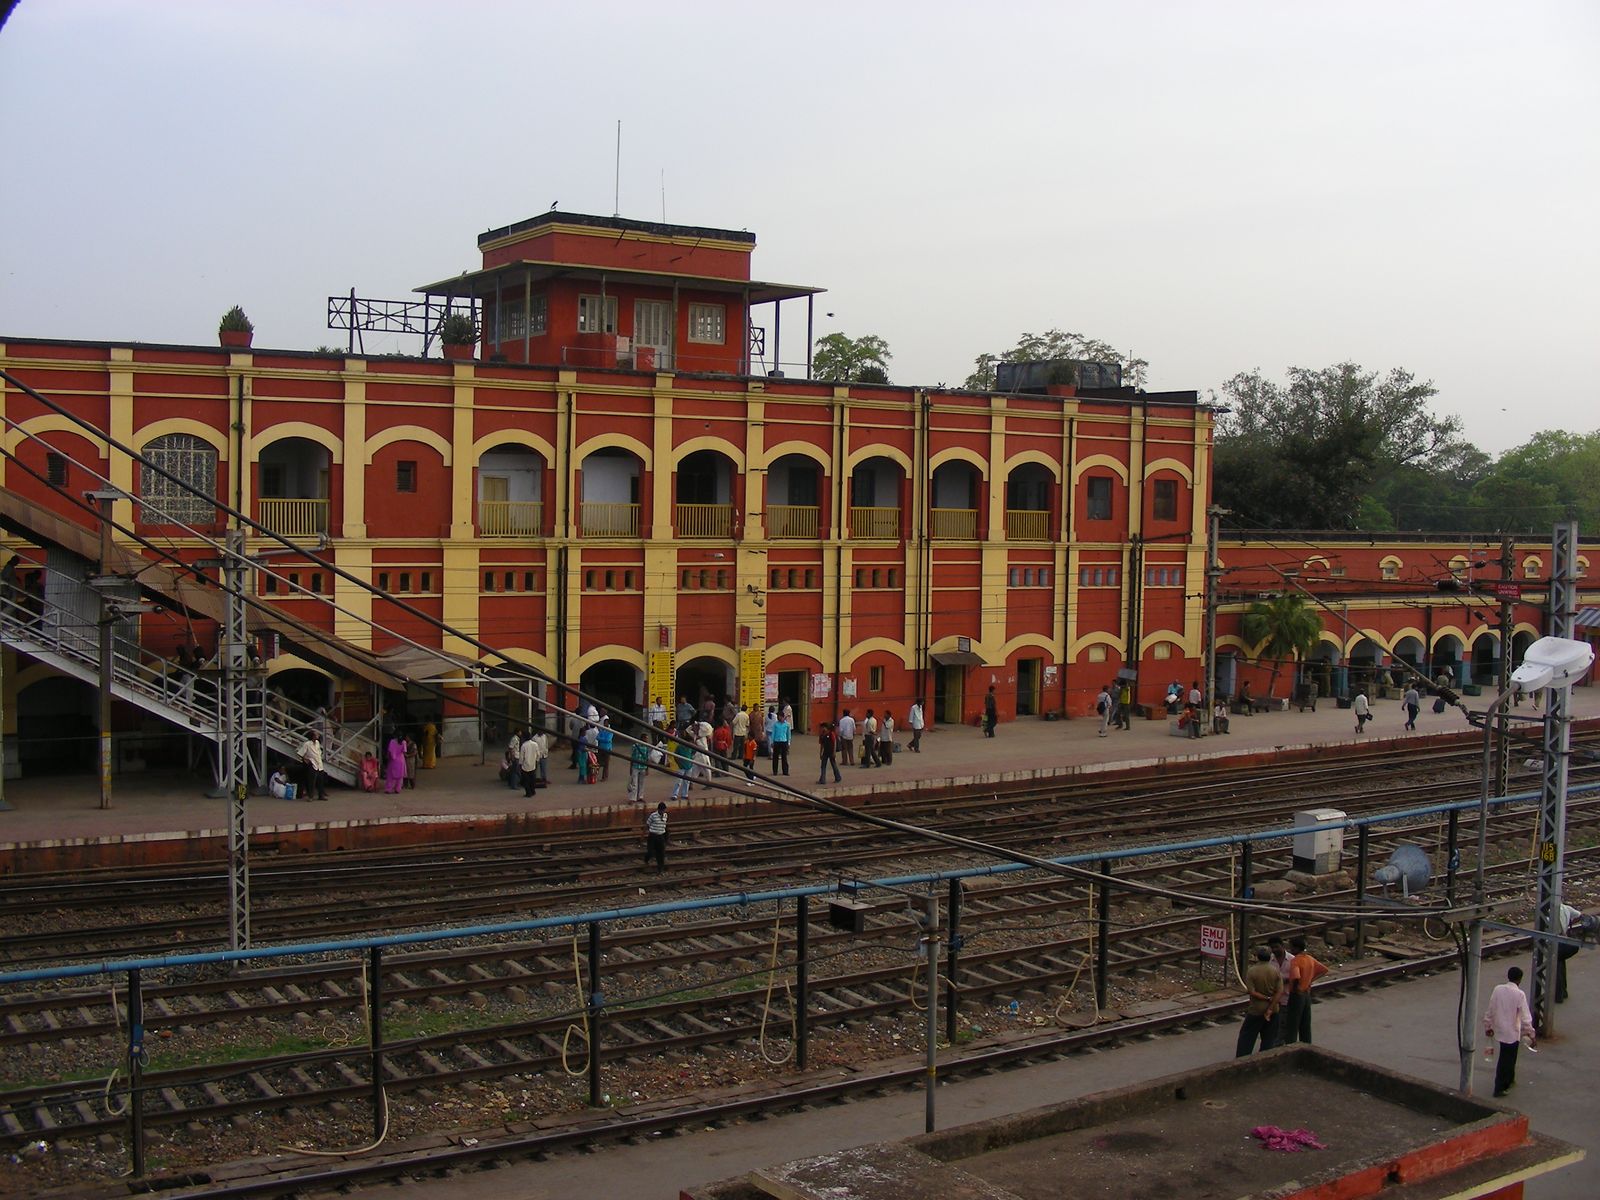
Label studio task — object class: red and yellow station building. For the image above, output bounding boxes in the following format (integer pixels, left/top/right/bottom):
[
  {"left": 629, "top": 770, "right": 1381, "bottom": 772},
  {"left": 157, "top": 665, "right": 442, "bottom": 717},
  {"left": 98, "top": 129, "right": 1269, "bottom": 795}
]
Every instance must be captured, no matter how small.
[{"left": 0, "top": 210, "right": 1593, "bottom": 768}]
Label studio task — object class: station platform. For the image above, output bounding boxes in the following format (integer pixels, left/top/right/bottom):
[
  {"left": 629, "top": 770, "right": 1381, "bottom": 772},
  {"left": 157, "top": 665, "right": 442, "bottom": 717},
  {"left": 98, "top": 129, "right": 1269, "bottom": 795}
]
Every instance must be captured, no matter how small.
[
  {"left": 387, "top": 948, "right": 1596, "bottom": 1200},
  {"left": 3, "top": 687, "right": 1598, "bottom": 869}
]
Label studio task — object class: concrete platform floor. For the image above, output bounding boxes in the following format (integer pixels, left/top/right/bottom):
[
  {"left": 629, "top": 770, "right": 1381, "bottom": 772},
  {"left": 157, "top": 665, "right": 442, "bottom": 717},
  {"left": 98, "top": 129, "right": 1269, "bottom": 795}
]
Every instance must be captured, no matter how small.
[
  {"left": 384, "top": 955, "right": 1597, "bottom": 1200},
  {"left": 3, "top": 687, "right": 1599, "bottom": 851}
]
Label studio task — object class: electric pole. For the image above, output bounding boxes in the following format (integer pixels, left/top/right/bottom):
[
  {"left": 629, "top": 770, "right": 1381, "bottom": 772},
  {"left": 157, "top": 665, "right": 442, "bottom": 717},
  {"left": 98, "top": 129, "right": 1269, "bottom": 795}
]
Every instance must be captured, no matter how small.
[
  {"left": 89, "top": 489, "right": 120, "bottom": 810},
  {"left": 1495, "top": 536, "right": 1514, "bottom": 799},
  {"left": 1204, "top": 506, "right": 1228, "bottom": 711}
]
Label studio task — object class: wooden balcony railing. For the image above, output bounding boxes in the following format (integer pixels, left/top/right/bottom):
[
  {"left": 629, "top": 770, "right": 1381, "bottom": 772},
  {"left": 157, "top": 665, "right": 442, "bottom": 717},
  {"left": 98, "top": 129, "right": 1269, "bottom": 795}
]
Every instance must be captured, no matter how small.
[
  {"left": 581, "top": 501, "right": 640, "bottom": 537},
  {"left": 849, "top": 506, "right": 900, "bottom": 539},
  {"left": 1006, "top": 509, "right": 1051, "bottom": 541},
  {"left": 930, "top": 507, "right": 979, "bottom": 540},
  {"left": 767, "top": 505, "right": 820, "bottom": 539},
  {"left": 675, "top": 502, "right": 734, "bottom": 539},
  {"left": 257, "top": 497, "right": 328, "bottom": 538},
  {"left": 478, "top": 500, "right": 544, "bottom": 537}
]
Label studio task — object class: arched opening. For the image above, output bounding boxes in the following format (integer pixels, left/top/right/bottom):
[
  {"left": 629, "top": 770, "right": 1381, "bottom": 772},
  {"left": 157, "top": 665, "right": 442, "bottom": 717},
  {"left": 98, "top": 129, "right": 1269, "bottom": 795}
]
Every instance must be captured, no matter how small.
[
  {"left": 1005, "top": 463, "right": 1053, "bottom": 541},
  {"left": 849, "top": 456, "right": 904, "bottom": 539},
  {"left": 580, "top": 659, "right": 642, "bottom": 729},
  {"left": 1391, "top": 635, "right": 1425, "bottom": 683},
  {"left": 1431, "top": 634, "right": 1465, "bottom": 686},
  {"left": 931, "top": 461, "right": 981, "bottom": 540},
  {"left": 767, "top": 454, "right": 823, "bottom": 539},
  {"left": 674, "top": 655, "right": 735, "bottom": 725},
  {"left": 675, "top": 449, "right": 736, "bottom": 538},
  {"left": 1471, "top": 631, "right": 1500, "bottom": 685},
  {"left": 1306, "top": 637, "right": 1341, "bottom": 697},
  {"left": 269, "top": 667, "right": 335, "bottom": 715},
  {"left": 16, "top": 675, "right": 95, "bottom": 774},
  {"left": 139, "top": 433, "right": 219, "bottom": 530},
  {"left": 1347, "top": 636, "right": 1387, "bottom": 697},
  {"left": 1511, "top": 630, "right": 1536, "bottom": 668},
  {"left": 479, "top": 666, "right": 548, "bottom": 747},
  {"left": 477, "top": 445, "right": 548, "bottom": 537},
  {"left": 256, "top": 437, "right": 332, "bottom": 538},
  {"left": 579, "top": 448, "right": 642, "bottom": 537}
]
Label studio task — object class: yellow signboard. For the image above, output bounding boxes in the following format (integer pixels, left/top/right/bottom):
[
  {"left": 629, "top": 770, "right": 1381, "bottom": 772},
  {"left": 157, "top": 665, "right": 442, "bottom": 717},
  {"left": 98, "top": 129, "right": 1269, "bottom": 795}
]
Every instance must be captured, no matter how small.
[
  {"left": 739, "top": 648, "right": 766, "bottom": 709},
  {"left": 647, "top": 651, "right": 675, "bottom": 711}
]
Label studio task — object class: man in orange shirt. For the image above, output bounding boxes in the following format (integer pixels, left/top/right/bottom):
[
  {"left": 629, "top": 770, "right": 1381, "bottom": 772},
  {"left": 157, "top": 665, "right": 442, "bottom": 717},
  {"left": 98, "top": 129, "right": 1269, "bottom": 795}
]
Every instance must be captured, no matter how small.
[{"left": 1283, "top": 936, "right": 1329, "bottom": 1044}]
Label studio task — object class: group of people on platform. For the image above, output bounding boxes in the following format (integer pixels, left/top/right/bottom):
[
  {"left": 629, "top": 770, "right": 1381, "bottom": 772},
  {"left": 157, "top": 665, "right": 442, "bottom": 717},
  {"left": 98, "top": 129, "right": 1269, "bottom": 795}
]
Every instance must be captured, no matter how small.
[
  {"left": 282, "top": 711, "right": 438, "bottom": 802},
  {"left": 1095, "top": 679, "right": 1241, "bottom": 739},
  {"left": 1236, "top": 935, "right": 1330, "bottom": 1056}
]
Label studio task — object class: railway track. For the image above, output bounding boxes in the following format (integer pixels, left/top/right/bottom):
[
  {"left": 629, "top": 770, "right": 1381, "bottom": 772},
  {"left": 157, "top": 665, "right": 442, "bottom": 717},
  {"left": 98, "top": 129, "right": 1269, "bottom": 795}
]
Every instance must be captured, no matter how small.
[{"left": 3, "top": 737, "right": 1587, "bottom": 966}]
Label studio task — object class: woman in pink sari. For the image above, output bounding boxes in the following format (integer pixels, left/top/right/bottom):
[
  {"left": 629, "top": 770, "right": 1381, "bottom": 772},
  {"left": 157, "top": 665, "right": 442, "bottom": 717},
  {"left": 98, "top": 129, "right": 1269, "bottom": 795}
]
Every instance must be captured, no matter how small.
[{"left": 384, "top": 734, "right": 406, "bottom": 794}]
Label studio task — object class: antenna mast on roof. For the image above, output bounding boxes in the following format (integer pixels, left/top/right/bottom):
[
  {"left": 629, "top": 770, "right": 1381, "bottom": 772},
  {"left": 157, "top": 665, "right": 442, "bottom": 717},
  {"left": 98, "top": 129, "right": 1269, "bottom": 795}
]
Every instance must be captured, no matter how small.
[{"left": 614, "top": 120, "right": 622, "bottom": 218}]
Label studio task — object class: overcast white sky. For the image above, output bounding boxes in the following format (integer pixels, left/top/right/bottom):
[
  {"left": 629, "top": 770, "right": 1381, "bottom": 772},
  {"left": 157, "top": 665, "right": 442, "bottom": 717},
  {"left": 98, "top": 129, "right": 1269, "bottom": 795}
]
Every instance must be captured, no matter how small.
[{"left": 1, "top": 1, "right": 1594, "bottom": 454}]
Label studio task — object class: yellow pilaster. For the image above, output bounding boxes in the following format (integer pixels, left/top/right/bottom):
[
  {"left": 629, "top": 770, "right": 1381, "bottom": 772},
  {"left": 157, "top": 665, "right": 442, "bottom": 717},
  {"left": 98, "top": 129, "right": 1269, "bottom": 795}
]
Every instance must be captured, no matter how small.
[
  {"left": 230, "top": 352, "right": 253, "bottom": 520},
  {"left": 442, "top": 364, "right": 478, "bottom": 659},
  {"left": 106, "top": 347, "right": 136, "bottom": 535},
  {"left": 333, "top": 545, "right": 373, "bottom": 648},
  {"left": 341, "top": 361, "right": 368, "bottom": 538}
]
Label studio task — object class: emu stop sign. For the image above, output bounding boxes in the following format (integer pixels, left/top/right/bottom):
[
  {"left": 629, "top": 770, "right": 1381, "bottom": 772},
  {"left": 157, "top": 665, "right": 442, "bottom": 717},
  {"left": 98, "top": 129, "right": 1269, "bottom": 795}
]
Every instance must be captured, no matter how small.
[{"left": 1199, "top": 924, "right": 1229, "bottom": 958}]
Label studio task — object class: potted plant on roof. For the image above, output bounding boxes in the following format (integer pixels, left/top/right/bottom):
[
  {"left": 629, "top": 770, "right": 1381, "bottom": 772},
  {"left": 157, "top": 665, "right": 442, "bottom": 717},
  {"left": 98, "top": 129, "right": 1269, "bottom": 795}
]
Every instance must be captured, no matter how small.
[
  {"left": 218, "top": 305, "right": 254, "bottom": 349},
  {"left": 440, "top": 312, "right": 477, "bottom": 361}
]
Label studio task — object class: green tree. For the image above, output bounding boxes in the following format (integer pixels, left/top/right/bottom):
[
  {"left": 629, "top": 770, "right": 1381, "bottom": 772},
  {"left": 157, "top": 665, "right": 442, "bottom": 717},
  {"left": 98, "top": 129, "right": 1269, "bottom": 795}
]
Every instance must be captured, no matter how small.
[
  {"left": 1239, "top": 594, "right": 1323, "bottom": 700},
  {"left": 1468, "top": 430, "right": 1600, "bottom": 533},
  {"left": 812, "top": 332, "right": 892, "bottom": 384},
  {"left": 1212, "top": 363, "right": 1467, "bottom": 530},
  {"left": 962, "top": 329, "right": 1148, "bottom": 391}
]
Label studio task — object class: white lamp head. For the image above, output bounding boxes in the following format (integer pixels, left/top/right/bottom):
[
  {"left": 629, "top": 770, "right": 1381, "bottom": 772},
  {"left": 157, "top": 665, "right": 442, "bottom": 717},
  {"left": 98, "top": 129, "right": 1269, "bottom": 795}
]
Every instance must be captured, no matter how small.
[{"left": 1511, "top": 636, "right": 1595, "bottom": 693}]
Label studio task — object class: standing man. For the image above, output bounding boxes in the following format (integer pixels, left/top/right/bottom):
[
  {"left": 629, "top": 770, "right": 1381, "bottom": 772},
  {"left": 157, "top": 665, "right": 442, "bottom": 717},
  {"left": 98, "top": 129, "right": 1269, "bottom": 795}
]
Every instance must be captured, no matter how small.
[
  {"left": 907, "top": 699, "right": 925, "bottom": 753},
  {"left": 879, "top": 712, "right": 895, "bottom": 766},
  {"left": 1353, "top": 691, "right": 1372, "bottom": 734},
  {"left": 1283, "top": 936, "right": 1329, "bottom": 1044},
  {"left": 817, "top": 721, "right": 842, "bottom": 784},
  {"left": 1555, "top": 902, "right": 1585, "bottom": 1003},
  {"left": 984, "top": 685, "right": 998, "bottom": 737},
  {"left": 646, "top": 695, "right": 667, "bottom": 731},
  {"left": 297, "top": 730, "right": 328, "bottom": 802},
  {"left": 519, "top": 730, "right": 544, "bottom": 798},
  {"left": 628, "top": 737, "right": 650, "bottom": 804},
  {"left": 770, "top": 708, "right": 791, "bottom": 776},
  {"left": 1267, "top": 936, "right": 1295, "bottom": 1045},
  {"left": 1484, "top": 965, "right": 1535, "bottom": 1098},
  {"left": 860, "top": 709, "right": 878, "bottom": 767},
  {"left": 1402, "top": 683, "right": 1421, "bottom": 732},
  {"left": 731, "top": 703, "right": 750, "bottom": 748},
  {"left": 644, "top": 802, "right": 669, "bottom": 872},
  {"left": 837, "top": 709, "right": 856, "bottom": 765},
  {"left": 675, "top": 694, "right": 694, "bottom": 734},
  {"left": 1096, "top": 684, "right": 1113, "bottom": 737},
  {"left": 1236, "top": 946, "right": 1283, "bottom": 1057},
  {"left": 1116, "top": 679, "right": 1133, "bottom": 730}
]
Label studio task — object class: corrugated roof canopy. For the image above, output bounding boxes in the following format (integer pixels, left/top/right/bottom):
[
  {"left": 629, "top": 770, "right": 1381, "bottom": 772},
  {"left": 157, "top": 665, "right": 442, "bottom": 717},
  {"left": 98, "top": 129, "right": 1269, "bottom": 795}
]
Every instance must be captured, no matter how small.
[{"left": 415, "top": 260, "right": 822, "bottom": 306}]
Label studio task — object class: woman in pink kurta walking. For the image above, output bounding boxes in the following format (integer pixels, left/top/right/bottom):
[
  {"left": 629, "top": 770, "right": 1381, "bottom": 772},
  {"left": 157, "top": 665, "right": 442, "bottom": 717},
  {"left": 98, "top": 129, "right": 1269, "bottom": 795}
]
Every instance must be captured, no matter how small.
[{"left": 384, "top": 735, "right": 406, "bottom": 794}]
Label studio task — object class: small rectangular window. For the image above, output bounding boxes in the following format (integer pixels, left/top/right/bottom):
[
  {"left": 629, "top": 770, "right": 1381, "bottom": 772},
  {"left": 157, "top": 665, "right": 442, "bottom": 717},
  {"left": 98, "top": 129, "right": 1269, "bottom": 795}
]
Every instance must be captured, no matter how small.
[
  {"left": 1086, "top": 476, "right": 1112, "bottom": 521},
  {"left": 605, "top": 570, "right": 616, "bottom": 591},
  {"left": 869, "top": 666, "right": 885, "bottom": 691},
  {"left": 717, "top": 569, "right": 729, "bottom": 589},
  {"left": 1009, "top": 568, "right": 1021, "bottom": 587},
  {"left": 871, "top": 569, "right": 882, "bottom": 588},
  {"left": 378, "top": 572, "right": 390, "bottom": 592},
  {"left": 421, "top": 572, "right": 432, "bottom": 592},
  {"left": 1039, "top": 567, "right": 1050, "bottom": 587},
  {"left": 289, "top": 572, "right": 301, "bottom": 591},
  {"left": 397, "top": 461, "right": 417, "bottom": 493},
  {"left": 264, "top": 575, "right": 277, "bottom": 594},
  {"left": 687, "top": 303, "right": 726, "bottom": 344},
  {"left": 788, "top": 569, "right": 799, "bottom": 588},
  {"left": 46, "top": 452, "right": 68, "bottom": 486},
  {"left": 771, "top": 568, "right": 782, "bottom": 588},
  {"left": 1023, "top": 569, "right": 1035, "bottom": 586},
  {"left": 804, "top": 569, "right": 816, "bottom": 589},
  {"left": 504, "top": 571, "right": 515, "bottom": 591},
  {"left": 1153, "top": 479, "right": 1178, "bottom": 521},
  {"left": 1091, "top": 568, "right": 1103, "bottom": 587},
  {"left": 524, "top": 571, "right": 536, "bottom": 591},
  {"left": 855, "top": 568, "right": 865, "bottom": 588},
  {"left": 398, "top": 572, "right": 410, "bottom": 593},
  {"left": 887, "top": 568, "right": 899, "bottom": 587},
  {"left": 584, "top": 570, "right": 597, "bottom": 590},
  {"left": 1107, "top": 567, "right": 1119, "bottom": 585},
  {"left": 578, "top": 294, "right": 618, "bottom": 334},
  {"left": 699, "top": 569, "right": 711, "bottom": 589},
  {"left": 484, "top": 571, "right": 495, "bottom": 592},
  {"left": 1078, "top": 567, "right": 1091, "bottom": 586},
  {"left": 625, "top": 570, "right": 636, "bottom": 590}
]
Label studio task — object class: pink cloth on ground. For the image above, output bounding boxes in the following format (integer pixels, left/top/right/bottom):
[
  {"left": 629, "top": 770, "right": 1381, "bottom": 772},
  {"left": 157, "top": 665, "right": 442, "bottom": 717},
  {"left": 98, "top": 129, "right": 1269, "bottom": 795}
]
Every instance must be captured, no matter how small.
[{"left": 1251, "top": 1125, "right": 1326, "bottom": 1152}]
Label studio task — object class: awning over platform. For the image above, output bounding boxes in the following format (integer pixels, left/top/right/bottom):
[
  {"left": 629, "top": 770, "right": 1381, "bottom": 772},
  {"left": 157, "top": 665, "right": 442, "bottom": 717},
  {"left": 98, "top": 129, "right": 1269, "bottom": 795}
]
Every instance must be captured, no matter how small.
[
  {"left": 930, "top": 650, "right": 984, "bottom": 667},
  {"left": 1575, "top": 606, "right": 1600, "bottom": 629}
]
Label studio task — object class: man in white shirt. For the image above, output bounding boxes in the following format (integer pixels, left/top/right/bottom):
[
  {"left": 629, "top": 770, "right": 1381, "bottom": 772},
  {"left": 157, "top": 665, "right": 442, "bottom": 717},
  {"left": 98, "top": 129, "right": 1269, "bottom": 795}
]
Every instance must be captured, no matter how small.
[
  {"left": 518, "top": 732, "right": 544, "bottom": 798},
  {"left": 1352, "top": 692, "right": 1372, "bottom": 734},
  {"left": 731, "top": 705, "right": 750, "bottom": 741},
  {"left": 646, "top": 696, "right": 666, "bottom": 730},
  {"left": 297, "top": 731, "right": 327, "bottom": 801},
  {"left": 860, "top": 710, "right": 878, "bottom": 767},
  {"left": 907, "top": 701, "right": 924, "bottom": 752},
  {"left": 1484, "top": 965, "right": 1535, "bottom": 1097}
]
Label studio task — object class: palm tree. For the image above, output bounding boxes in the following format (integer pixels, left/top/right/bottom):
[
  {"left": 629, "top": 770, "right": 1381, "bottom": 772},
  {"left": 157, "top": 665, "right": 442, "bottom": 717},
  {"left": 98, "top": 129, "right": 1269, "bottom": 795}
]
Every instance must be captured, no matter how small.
[{"left": 1240, "top": 594, "right": 1323, "bottom": 700}]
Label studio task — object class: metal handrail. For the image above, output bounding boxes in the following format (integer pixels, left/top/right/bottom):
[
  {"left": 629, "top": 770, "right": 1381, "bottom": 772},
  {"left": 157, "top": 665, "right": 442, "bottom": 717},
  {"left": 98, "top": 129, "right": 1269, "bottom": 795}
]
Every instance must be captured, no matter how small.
[
  {"left": 675, "top": 502, "right": 734, "bottom": 539},
  {"left": 767, "top": 505, "right": 819, "bottom": 539},
  {"left": 1005, "top": 509, "right": 1051, "bottom": 541},
  {"left": 580, "top": 502, "right": 640, "bottom": 537},
  {"left": 478, "top": 500, "right": 544, "bottom": 538},
  {"left": 849, "top": 506, "right": 900, "bottom": 540},
  {"left": 256, "top": 498, "right": 329, "bottom": 538},
  {"left": 930, "top": 508, "right": 979, "bottom": 540}
]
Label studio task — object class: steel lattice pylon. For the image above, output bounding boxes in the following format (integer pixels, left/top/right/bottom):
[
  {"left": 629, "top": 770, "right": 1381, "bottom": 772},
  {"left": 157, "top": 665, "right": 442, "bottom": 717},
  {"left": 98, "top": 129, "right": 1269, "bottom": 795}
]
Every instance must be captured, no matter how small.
[
  {"left": 1531, "top": 520, "right": 1577, "bottom": 1033},
  {"left": 221, "top": 529, "right": 252, "bottom": 952}
]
